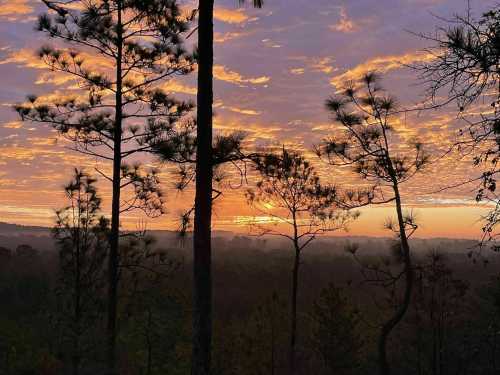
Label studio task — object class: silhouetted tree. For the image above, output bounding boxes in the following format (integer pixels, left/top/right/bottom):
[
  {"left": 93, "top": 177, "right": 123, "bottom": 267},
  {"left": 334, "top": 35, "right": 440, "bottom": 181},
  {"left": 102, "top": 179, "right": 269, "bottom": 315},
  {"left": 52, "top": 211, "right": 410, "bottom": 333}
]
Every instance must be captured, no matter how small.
[
  {"left": 122, "top": 289, "right": 186, "bottom": 375},
  {"left": 15, "top": 1, "right": 195, "bottom": 373},
  {"left": 152, "top": 117, "right": 254, "bottom": 375},
  {"left": 408, "top": 251, "right": 469, "bottom": 375},
  {"left": 416, "top": 6, "right": 500, "bottom": 247},
  {"left": 308, "top": 283, "right": 363, "bottom": 375},
  {"left": 247, "top": 147, "right": 357, "bottom": 374},
  {"left": 191, "top": 0, "right": 263, "bottom": 372},
  {"left": 53, "top": 169, "right": 108, "bottom": 375},
  {"left": 318, "top": 73, "right": 429, "bottom": 375},
  {"left": 478, "top": 272, "right": 500, "bottom": 373},
  {"left": 115, "top": 224, "right": 184, "bottom": 372},
  {"left": 0, "top": 247, "right": 11, "bottom": 265},
  {"left": 153, "top": 127, "right": 256, "bottom": 239},
  {"left": 217, "top": 292, "right": 288, "bottom": 375},
  {"left": 14, "top": 244, "right": 39, "bottom": 259}
]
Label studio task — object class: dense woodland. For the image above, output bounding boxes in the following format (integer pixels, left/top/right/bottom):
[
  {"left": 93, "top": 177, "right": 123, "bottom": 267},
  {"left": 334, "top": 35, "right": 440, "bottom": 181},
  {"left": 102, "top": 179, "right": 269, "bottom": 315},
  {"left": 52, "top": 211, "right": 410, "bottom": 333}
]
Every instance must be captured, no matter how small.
[
  {"left": 3, "top": 233, "right": 500, "bottom": 375},
  {"left": 3, "top": 0, "right": 500, "bottom": 374}
]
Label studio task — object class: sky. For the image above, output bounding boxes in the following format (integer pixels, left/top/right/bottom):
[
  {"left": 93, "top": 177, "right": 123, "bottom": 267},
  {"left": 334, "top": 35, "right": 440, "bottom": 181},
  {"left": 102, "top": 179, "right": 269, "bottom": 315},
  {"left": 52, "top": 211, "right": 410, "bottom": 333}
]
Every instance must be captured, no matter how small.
[{"left": 0, "top": 0, "right": 496, "bottom": 239}]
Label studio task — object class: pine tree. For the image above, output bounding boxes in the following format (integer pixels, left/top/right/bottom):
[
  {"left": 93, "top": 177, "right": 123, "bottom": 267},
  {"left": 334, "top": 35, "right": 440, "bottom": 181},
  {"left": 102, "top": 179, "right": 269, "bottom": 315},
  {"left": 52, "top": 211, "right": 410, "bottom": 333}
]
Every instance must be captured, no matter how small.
[
  {"left": 416, "top": 6, "right": 500, "bottom": 247},
  {"left": 15, "top": 1, "right": 195, "bottom": 373},
  {"left": 191, "top": 0, "right": 263, "bottom": 373},
  {"left": 318, "top": 72, "right": 429, "bottom": 375},
  {"left": 53, "top": 169, "right": 108, "bottom": 375},
  {"left": 247, "top": 147, "right": 357, "bottom": 374},
  {"left": 309, "top": 283, "right": 363, "bottom": 375}
]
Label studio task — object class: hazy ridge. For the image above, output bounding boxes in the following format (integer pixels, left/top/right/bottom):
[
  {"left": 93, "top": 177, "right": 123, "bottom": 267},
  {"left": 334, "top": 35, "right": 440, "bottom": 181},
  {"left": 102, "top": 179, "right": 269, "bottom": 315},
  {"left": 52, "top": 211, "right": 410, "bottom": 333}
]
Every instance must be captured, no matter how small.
[{"left": 0, "top": 221, "right": 479, "bottom": 256}]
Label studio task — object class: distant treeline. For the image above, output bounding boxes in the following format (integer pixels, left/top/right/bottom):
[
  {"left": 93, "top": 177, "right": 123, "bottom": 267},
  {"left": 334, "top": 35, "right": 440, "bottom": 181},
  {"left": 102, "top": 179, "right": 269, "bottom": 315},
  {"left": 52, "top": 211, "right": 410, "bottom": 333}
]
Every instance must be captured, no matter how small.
[{"left": 1, "top": 239, "right": 500, "bottom": 374}]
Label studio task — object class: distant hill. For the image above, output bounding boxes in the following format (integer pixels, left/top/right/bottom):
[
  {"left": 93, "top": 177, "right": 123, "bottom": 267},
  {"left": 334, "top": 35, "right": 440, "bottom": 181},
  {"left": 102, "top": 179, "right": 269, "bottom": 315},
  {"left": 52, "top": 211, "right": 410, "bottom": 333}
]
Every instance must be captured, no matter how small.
[
  {"left": 0, "top": 222, "right": 51, "bottom": 236},
  {"left": 0, "top": 221, "right": 480, "bottom": 256}
]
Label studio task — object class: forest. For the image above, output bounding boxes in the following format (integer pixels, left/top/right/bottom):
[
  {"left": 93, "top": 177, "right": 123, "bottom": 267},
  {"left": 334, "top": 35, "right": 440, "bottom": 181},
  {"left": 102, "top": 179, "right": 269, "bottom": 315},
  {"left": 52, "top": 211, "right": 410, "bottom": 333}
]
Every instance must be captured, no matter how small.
[{"left": 2, "top": 0, "right": 500, "bottom": 374}]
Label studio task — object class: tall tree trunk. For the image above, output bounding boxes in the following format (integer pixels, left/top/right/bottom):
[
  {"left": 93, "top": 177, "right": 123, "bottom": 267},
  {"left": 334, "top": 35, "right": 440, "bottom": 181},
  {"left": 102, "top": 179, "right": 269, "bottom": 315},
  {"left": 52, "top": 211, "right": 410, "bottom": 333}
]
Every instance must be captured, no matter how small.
[
  {"left": 146, "top": 309, "right": 152, "bottom": 375},
  {"left": 431, "top": 285, "right": 437, "bottom": 375},
  {"left": 270, "top": 316, "right": 275, "bottom": 375},
  {"left": 73, "top": 227, "right": 81, "bottom": 375},
  {"left": 107, "top": 2, "right": 123, "bottom": 374},
  {"left": 192, "top": 0, "right": 214, "bottom": 374},
  {"left": 378, "top": 182, "right": 413, "bottom": 375},
  {"left": 289, "top": 246, "right": 300, "bottom": 375},
  {"left": 289, "top": 213, "right": 300, "bottom": 375}
]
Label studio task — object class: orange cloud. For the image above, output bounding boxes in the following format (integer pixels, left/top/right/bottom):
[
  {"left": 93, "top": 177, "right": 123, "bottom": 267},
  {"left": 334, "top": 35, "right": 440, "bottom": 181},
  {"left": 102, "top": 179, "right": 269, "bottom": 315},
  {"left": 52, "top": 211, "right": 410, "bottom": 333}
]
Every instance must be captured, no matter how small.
[
  {"left": 27, "top": 137, "right": 58, "bottom": 146},
  {"left": 330, "top": 51, "right": 435, "bottom": 89},
  {"left": 161, "top": 80, "right": 197, "bottom": 95},
  {"left": 25, "top": 90, "right": 85, "bottom": 105},
  {"left": 0, "top": 48, "right": 46, "bottom": 69},
  {"left": 214, "top": 65, "right": 270, "bottom": 85},
  {"left": 0, "top": 48, "right": 116, "bottom": 94},
  {"left": 35, "top": 72, "right": 79, "bottom": 86},
  {"left": 287, "top": 56, "right": 336, "bottom": 76},
  {"left": 213, "top": 117, "right": 281, "bottom": 141},
  {"left": 3, "top": 121, "right": 23, "bottom": 129},
  {"left": 214, "top": 8, "right": 250, "bottom": 24},
  {"left": 0, "top": 0, "right": 34, "bottom": 20},
  {"left": 310, "top": 57, "right": 335, "bottom": 74},
  {"left": 215, "top": 31, "right": 247, "bottom": 43},
  {"left": 0, "top": 145, "right": 62, "bottom": 161}
]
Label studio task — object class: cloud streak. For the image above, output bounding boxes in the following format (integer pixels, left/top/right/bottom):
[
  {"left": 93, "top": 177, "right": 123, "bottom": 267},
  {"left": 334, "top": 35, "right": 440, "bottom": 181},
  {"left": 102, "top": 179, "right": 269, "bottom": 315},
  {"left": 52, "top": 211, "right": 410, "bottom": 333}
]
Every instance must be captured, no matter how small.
[
  {"left": 214, "top": 65, "right": 270, "bottom": 85},
  {"left": 330, "top": 52, "right": 435, "bottom": 89},
  {"left": 0, "top": 0, "right": 35, "bottom": 20}
]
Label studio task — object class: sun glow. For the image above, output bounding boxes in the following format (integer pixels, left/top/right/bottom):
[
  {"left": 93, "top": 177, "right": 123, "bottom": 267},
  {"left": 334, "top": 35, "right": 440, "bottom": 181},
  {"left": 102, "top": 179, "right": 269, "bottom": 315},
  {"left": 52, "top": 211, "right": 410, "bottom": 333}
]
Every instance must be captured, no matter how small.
[{"left": 233, "top": 215, "right": 282, "bottom": 226}]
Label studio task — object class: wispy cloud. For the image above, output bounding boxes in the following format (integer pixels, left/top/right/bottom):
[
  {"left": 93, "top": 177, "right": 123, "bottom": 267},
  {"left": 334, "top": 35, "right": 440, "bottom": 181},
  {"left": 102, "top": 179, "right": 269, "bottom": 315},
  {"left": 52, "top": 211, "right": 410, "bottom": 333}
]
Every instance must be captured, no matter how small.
[
  {"left": 330, "top": 51, "right": 435, "bottom": 89},
  {"left": 330, "top": 7, "right": 357, "bottom": 33},
  {"left": 3, "top": 121, "right": 23, "bottom": 129},
  {"left": 309, "top": 57, "right": 335, "bottom": 74},
  {"left": 215, "top": 31, "right": 248, "bottom": 43},
  {"left": 214, "top": 65, "right": 270, "bottom": 86},
  {"left": 289, "top": 67, "right": 305, "bottom": 75},
  {"left": 222, "top": 106, "right": 262, "bottom": 116}
]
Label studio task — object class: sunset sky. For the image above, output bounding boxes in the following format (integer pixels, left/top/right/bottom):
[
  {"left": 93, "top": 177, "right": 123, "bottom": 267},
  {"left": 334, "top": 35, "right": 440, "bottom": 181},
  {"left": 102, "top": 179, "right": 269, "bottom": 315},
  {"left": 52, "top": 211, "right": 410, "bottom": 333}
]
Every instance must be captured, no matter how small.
[{"left": 0, "top": 0, "right": 496, "bottom": 239}]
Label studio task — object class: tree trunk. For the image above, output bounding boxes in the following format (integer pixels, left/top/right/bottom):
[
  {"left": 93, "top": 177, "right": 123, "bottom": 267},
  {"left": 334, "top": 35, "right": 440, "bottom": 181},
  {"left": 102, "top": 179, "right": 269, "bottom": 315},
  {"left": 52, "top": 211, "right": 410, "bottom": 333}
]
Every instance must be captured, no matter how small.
[
  {"left": 271, "top": 319, "right": 275, "bottom": 375},
  {"left": 431, "top": 284, "right": 437, "bottom": 375},
  {"left": 107, "top": 2, "right": 123, "bottom": 374},
  {"left": 289, "top": 240, "right": 300, "bottom": 375},
  {"left": 73, "top": 226, "right": 81, "bottom": 375},
  {"left": 378, "top": 182, "right": 414, "bottom": 375},
  {"left": 146, "top": 309, "right": 152, "bottom": 375},
  {"left": 192, "top": 0, "right": 214, "bottom": 374}
]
